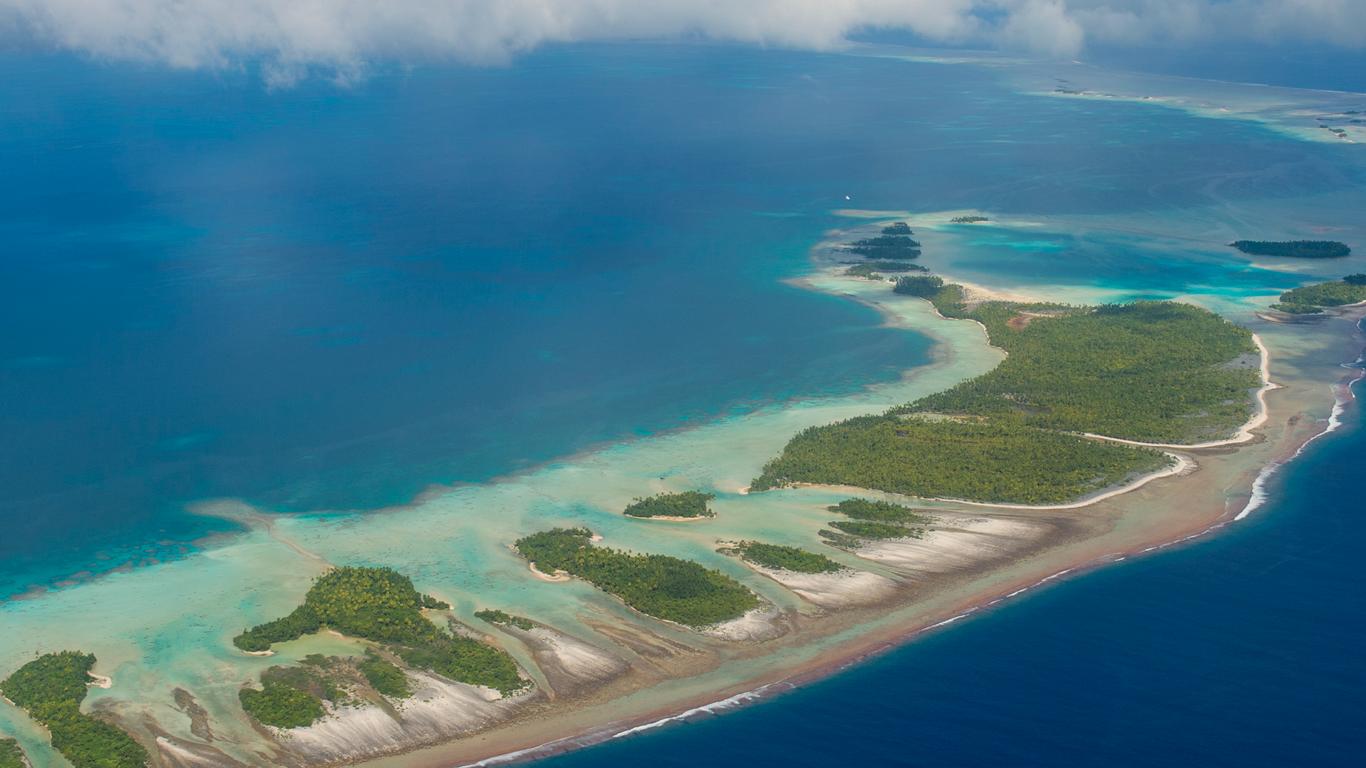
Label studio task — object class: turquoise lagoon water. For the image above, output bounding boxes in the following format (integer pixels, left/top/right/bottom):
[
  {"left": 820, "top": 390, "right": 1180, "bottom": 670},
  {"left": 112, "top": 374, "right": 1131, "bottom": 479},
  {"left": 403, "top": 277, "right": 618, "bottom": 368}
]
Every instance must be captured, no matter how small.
[{"left": 3, "top": 41, "right": 1366, "bottom": 765}]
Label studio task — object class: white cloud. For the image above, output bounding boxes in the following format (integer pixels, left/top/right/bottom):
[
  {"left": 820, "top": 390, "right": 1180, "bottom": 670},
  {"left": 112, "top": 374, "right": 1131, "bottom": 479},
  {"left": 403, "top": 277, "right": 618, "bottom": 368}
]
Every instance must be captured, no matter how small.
[{"left": 0, "top": 1, "right": 1363, "bottom": 81}]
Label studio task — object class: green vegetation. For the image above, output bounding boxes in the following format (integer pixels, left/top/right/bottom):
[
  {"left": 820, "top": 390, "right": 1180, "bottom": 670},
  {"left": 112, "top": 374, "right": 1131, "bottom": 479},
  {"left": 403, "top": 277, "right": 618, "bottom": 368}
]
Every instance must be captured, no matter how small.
[
  {"left": 893, "top": 274, "right": 945, "bottom": 297},
  {"left": 0, "top": 652, "right": 148, "bottom": 768},
  {"left": 516, "top": 528, "right": 760, "bottom": 627},
  {"left": 0, "top": 739, "right": 24, "bottom": 768},
  {"left": 753, "top": 415, "right": 1166, "bottom": 504},
  {"left": 233, "top": 566, "right": 526, "bottom": 697},
  {"left": 1231, "top": 240, "right": 1351, "bottom": 259},
  {"left": 1274, "top": 279, "right": 1366, "bottom": 313},
  {"left": 820, "top": 499, "right": 930, "bottom": 545},
  {"left": 732, "top": 541, "right": 844, "bottom": 573},
  {"left": 358, "top": 651, "right": 411, "bottom": 698},
  {"left": 881, "top": 222, "right": 913, "bottom": 235},
  {"left": 845, "top": 235, "right": 922, "bottom": 260},
  {"left": 828, "top": 520, "right": 921, "bottom": 540},
  {"left": 1270, "top": 302, "right": 1325, "bottom": 315},
  {"left": 392, "top": 636, "right": 523, "bottom": 694},
  {"left": 474, "top": 609, "right": 537, "bottom": 631},
  {"left": 844, "top": 261, "right": 926, "bottom": 279},
  {"left": 828, "top": 498, "right": 932, "bottom": 525},
  {"left": 623, "top": 491, "right": 716, "bottom": 519},
  {"left": 239, "top": 678, "right": 325, "bottom": 729},
  {"left": 901, "top": 302, "right": 1259, "bottom": 443},
  {"left": 951, "top": 215, "right": 989, "bottom": 224},
  {"left": 753, "top": 291, "right": 1252, "bottom": 505}
]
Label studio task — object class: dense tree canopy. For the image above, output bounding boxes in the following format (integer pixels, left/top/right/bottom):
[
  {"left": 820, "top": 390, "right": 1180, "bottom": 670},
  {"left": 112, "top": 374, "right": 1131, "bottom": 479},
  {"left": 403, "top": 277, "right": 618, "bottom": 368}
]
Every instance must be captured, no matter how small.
[
  {"left": 733, "top": 541, "right": 844, "bottom": 573},
  {"left": 0, "top": 739, "right": 24, "bottom": 768},
  {"left": 752, "top": 288, "right": 1249, "bottom": 505},
  {"left": 0, "top": 652, "right": 148, "bottom": 768},
  {"left": 623, "top": 491, "right": 715, "bottom": 518},
  {"left": 233, "top": 566, "right": 526, "bottom": 703},
  {"left": 516, "top": 529, "right": 759, "bottom": 627},
  {"left": 1231, "top": 240, "right": 1351, "bottom": 259},
  {"left": 1274, "top": 279, "right": 1366, "bottom": 313}
]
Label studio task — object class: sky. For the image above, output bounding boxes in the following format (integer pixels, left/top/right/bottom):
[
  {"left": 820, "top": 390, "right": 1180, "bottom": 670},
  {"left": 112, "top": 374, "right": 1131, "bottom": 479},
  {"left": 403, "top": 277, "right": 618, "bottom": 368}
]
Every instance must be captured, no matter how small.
[{"left": 1, "top": 1, "right": 1364, "bottom": 85}]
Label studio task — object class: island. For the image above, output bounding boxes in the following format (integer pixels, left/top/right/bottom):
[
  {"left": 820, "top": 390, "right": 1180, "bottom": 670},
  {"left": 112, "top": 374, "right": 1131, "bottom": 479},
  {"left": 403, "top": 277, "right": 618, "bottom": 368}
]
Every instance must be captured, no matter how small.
[
  {"left": 751, "top": 281, "right": 1260, "bottom": 504},
  {"left": 474, "top": 608, "right": 538, "bottom": 631},
  {"left": 950, "top": 215, "right": 990, "bottom": 223},
  {"left": 842, "top": 234, "right": 922, "bottom": 260},
  {"left": 1230, "top": 240, "right": 1352, "bottom": 259},
  {"left": 727, "top": 541, "right": 844, "bottom": 573},
  {"left": 844, "top": 260, "right": 927, "bottom": 279},
  {"left": 882, "top": 222, "right": 913, "bottom": 235},
  {"left": 622, "top": 491, "right": 716, "bottom": 519},
  {"left": 233, "top": 565, "right": 527, "bottom": 730},
  {"left": 1272, "top": 276, "right": 1366, "bottom": 314},
  {"left": 514, "top": 528, "right": 760, "bottom": 626},
  {"left": 0, "top": 652, "right": 148, "bottom": 768}
]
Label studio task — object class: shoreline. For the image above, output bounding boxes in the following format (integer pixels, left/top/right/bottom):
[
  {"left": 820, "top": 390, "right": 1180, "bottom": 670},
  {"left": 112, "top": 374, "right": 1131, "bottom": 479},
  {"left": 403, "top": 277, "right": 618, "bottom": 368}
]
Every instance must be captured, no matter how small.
[
  {"left": 354, "top": 288, "right": 1366, "bottom": 768},
  {"left": 4, "top": 227, "right": 1361, "bottom": 768},
  {"left": 408, "top": 393, "right": 1359, "bottom": 768}
]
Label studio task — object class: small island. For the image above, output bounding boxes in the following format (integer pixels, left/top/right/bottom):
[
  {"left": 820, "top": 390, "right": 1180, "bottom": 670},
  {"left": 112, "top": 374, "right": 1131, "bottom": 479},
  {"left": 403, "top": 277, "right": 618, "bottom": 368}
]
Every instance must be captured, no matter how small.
[
  {"left": 881, "top": 222, "right": 913, "bottom": 235},
  {"left": 844, "top": 260, "right": 927, "bottom": 279},
  {"left": 1272, "top": 275, "right": 1366, "bottom": 314},
  {"left": 622, "top": 490, "right": 716, "bottom": 519},
  {"left": 950, "top": 215, "right": 990, "bottom": 223},
  {"left": 729, "top": 541, "right": 844, "bottom": 573},
  {"left": 1231, "top": 240, "right": 1351, "bottom": 259},
  {"left": 474, "top": 608, "right": 537, "bottom": 631},
  {"left": 232, "top": 566, "right": 527, "bottom": 729},
  {"left": 842, "top": 234, "right": 922, "bottom": 260},
  {"left": 820, "top": 499, "right": 933, "bottom": 547},
  {"left": 514, "top": 528, "right": 760, "bottom": 626},
  {"left": 0, "top": 651, "right": 149, "bottom": 768}
]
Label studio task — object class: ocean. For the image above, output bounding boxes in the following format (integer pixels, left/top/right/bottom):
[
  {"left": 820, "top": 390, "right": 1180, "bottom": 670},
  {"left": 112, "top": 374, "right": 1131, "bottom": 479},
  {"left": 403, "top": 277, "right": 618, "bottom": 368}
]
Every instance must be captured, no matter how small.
[{"left": 2, "top": 40, "right": 1365, "bottom": 766}]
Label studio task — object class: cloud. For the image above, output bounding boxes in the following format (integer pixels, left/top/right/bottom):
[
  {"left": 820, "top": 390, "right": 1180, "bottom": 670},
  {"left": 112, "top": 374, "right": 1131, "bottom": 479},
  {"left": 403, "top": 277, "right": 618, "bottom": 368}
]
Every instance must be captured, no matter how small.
[{"left": 0, "top": 1, "right": 1363, "bottom": 81}]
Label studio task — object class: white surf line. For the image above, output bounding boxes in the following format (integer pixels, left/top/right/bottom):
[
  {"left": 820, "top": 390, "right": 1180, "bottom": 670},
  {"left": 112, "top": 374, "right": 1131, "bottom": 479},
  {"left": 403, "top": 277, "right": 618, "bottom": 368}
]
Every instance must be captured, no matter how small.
[
  {"left": 920, "top": 451, "right": 1195, "bottom": 512},
  {"left": 610, "top": 687, "right": 776, "bottom": 739},
  {"left": 1235, "top": 373, "right": 1360, "bottom": 521},
  {"left": 1082, "top": 333, "right": 1277, "bottom": 451},
  {"left": 793, "top": 452, "right": 1195, "bottom": 513}
]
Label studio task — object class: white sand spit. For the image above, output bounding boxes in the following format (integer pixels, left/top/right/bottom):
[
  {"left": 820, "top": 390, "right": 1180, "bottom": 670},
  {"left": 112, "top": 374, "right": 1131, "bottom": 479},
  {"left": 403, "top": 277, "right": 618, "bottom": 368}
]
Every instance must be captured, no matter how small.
[
  {"left": 278, "top": 672, "right": 530, "bottom": 763},
  {"left": 856, "top": 517, "right": 1045, "bottom": 574},
  {"left": 703, "top": 606, "right": 787, "bottom": 642},
  {"left": 527, "top": 628, "right": 627, "bottom": 684},
  {"left": 753, "top": 567, "right": 899, "bottom": 609}
]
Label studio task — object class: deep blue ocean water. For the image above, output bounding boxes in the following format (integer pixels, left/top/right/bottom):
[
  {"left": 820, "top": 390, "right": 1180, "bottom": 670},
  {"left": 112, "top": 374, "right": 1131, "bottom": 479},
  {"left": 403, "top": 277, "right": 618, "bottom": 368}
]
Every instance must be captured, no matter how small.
[
  {"left": 544, "top": 390, "right": 1366, "bottom": 768},
  {"left": 10, "top": 44, "right": 1358, "bottom": 597}
]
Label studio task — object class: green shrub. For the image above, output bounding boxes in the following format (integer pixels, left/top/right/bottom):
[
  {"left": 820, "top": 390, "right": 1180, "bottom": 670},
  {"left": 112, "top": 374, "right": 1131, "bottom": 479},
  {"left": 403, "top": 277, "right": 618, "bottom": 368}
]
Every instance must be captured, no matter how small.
[
  {"left": 358, "top": 652, "right": 411, "bottom": 699},
  {"left": 1231, "top": 240, "right": 1350, "bottom": 259},
  {"left": 0, "top": 739, "right": 26, "bottom": 768},
  {"left": 474, "top": 609, "right": 536, "bottom": 631},
  {"left": 623, "top": 491, "right": 715, "bottom": 518},
  {"left": 239, "top": 681, "right": 324, "bottom": 729},
  {"left": 0, "top": 652, "right": 148, "bottom": 768},
  {"left": 233, "top": 566, "right": 528, "bottom": 697},
  {"left": 516, "top": 529, "right": 760, "bottom": 627},
  {"left": 734, "top": 542, "right": 843, "bottom": 573}
]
